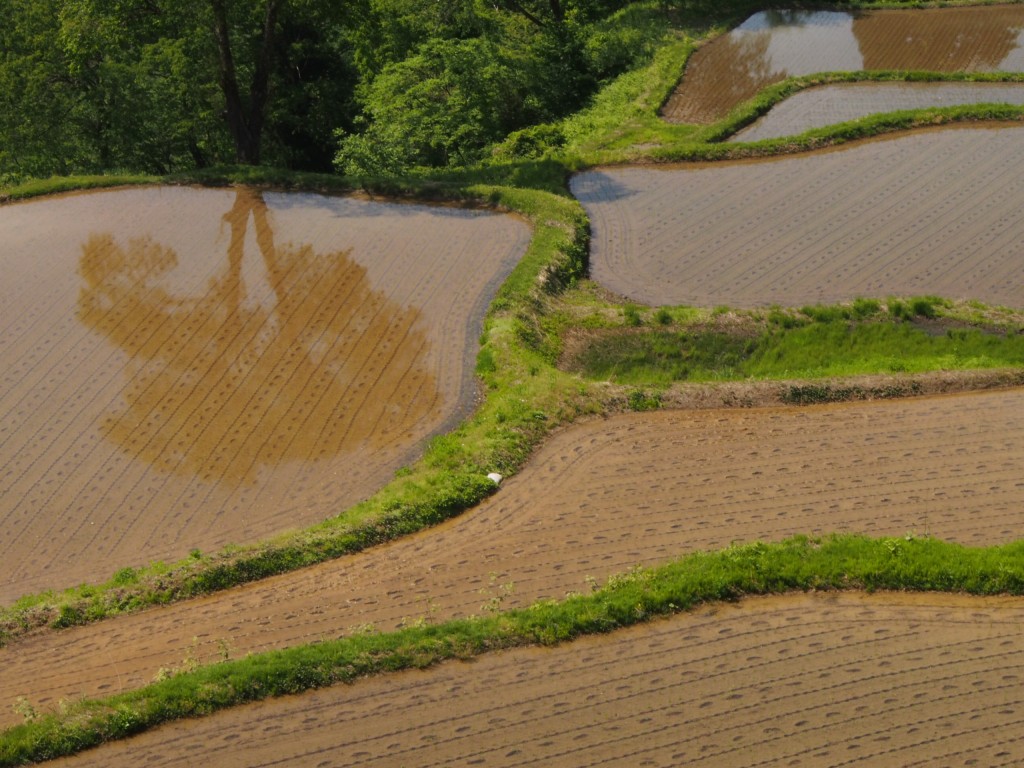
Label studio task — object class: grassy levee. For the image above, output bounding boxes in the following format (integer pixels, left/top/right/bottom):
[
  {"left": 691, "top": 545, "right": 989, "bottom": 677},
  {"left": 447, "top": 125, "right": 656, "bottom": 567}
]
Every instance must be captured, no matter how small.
[
  {"left": 566, "top": 298, "right": 1024, "bottom": 387},
  {"left": 0, "top": 174, "right": 161, "bottom": 203},
  {"left": 0, "top": 168, "right": 599, "bottom": 643},
  {"left": 3, "top": 534, "right": 1024, "bottom": 765}
]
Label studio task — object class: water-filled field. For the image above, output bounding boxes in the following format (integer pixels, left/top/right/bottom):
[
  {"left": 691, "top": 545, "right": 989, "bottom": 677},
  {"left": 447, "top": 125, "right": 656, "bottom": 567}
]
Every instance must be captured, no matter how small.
[
  {"left": 663, "top": 5, "right": 1024, "bottom": 124},
  {"left": 574, "top": 125, "right": 1024, "bottom": 308},
  {"left": 732, "top": 81, "right": 1024, "bottom": 142},
  {"left": 0, "top": 186, "right": 530, "bottom": 600}
]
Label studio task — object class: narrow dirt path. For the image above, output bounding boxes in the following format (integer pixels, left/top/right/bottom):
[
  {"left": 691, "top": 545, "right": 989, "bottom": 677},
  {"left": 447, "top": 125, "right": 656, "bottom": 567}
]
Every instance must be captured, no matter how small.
[
  {"left": 4, "top": 388, "right": 1023, "bottom": 729},
  {"left": 52, "top": 591, "right": 1024, "bottom": 767}
]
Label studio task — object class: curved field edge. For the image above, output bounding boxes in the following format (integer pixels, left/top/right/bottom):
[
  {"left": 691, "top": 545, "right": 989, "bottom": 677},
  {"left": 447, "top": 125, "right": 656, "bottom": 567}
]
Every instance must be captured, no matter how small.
[
  {"left": 0, "top": 169, "right": 597, "bottom": 643},
  {"left": 3, "top": 534, "right": 1024, "bottom": 765}
]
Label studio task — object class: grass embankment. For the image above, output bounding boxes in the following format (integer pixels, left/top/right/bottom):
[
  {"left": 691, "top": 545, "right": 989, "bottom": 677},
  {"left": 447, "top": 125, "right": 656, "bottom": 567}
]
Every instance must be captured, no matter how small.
[
  {"left": 0, "top": 166, "right": 598, "bottom": 644},
  {"left": 566, "top": 297, "right": 1024, "bottom": 386},
  {"left": 3, "top": 534, "right": 1024, "bottom": 765}
]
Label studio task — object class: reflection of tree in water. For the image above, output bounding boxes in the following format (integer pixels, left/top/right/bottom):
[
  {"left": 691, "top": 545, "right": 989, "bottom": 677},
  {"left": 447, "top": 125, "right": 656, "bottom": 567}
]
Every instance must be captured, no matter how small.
[
  {"left": 854, "top": 7, "right": 1024, "bottom": 72},
  {"left": 663, "top": 29, "right": 779, "bottom": 124},
  {"left": 77, "top": 188, "right": 440, "bottom": 487}
]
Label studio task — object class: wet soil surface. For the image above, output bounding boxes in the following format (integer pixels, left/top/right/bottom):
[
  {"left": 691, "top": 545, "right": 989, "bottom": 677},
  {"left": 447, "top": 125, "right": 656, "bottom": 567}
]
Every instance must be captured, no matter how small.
[
  {"left": 732, "top": 81, "right": 1024, "bottom": 142},
  {"left": 573, "top": 125, "right": 1024, "bottom": 309},
  {"left": 52, "top": 591, "right": 1024, "bottom": 767},
  {"left": 0, "top": 187, "right": 530, "bottom": 601},
  {"left": 663, "top": 5, "right": 1024, "bottom": 124},
  {"left": 4, "top": 388, "right": 1023, "bottom": 731}
]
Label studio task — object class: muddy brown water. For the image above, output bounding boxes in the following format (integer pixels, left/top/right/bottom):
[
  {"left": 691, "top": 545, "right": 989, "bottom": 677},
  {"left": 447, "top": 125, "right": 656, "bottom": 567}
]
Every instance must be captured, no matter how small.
[
  {"left": 4, "top": 388, "right": 1024, "bottom": 732},
  {"left": 663, "top": 5, "right": 1024, "bottom": 124},
  {"left": 573, "top": 124, "right": 1024, "bottom": 308},
  {"left": 732, "top": 81, "right": 1024, "bottom": 142},
  {"left": 50, "top": 592, "right": 1024, "bottom": 767},
  {"left": 0, "top": 186, "right": 530, "bottom": 602}
]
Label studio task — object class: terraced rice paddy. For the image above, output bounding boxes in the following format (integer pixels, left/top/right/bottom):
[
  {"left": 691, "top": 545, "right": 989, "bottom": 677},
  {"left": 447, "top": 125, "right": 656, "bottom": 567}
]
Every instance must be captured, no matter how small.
[
  {"left": 6, "top": 4, "right": 1024, "bottom": 765},
  {"left": 662, "top": 4, "right": 1024, "bottom": 124},
  {"left": 4, "top": 389, "right": 1023, "bottom": 732},
  {"left": 573, "top": 125, "right": 1024, "bottom": 308},
  {"left": 0, "top": 186, "right": 530, "bottom": 601},
  {"left": 732, "top": 81, "right": 1024, "bottom": 142},
  {"left": 49, "top": 592, "right": 1024, "bottom": 767}
]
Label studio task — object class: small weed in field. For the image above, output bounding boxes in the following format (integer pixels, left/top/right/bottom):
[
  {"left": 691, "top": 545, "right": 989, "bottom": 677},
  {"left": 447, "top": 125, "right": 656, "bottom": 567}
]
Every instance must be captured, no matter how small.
[
  {"left": 216, "top": 638, "right": 233, "bottom": 662},
  {"left": 12, "top": 696, "right": 37, "bottom": 722},
  {"left": 654, "top": 307, "right": 673, "bottom": 325},
  {"left": 480, "top": 573, "right": 516, "bottom": 613}
]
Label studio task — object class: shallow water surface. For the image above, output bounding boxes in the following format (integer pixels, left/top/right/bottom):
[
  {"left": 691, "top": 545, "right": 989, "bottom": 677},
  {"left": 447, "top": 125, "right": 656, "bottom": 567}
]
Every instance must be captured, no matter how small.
[
  {"left": 573, "top": 125, "right": 1024, "bottom": 308},
  {"left": 663, "top": 5, "right": 1024, "bottom": 124},
  {"left": 731, "top": 81, "right": 1024, "bottom": 141},
  {"left": 0, "top": 186, "right": 530, "bottom": 600}
]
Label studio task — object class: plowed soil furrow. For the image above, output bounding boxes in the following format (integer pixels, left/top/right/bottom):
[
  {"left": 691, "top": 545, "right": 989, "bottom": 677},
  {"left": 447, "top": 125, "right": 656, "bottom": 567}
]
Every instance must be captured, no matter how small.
[
  {"left": 0, "top": 187, "right": 530, "bottom": 602},
  {"left": 49, "top": 592, "right": 1024, "bottom": 767},
  {"left": 4, "top": 389, "right": 1024, "bottom": 729},
  {"left": 732, "top": 82, "right": 1024, "bottom": 142},
  {"left": 572, "top": 126, "right": 1024, "bottom": 308},
  {"left": 663, "top": 5, "right": 1024, "bottom": 124}
]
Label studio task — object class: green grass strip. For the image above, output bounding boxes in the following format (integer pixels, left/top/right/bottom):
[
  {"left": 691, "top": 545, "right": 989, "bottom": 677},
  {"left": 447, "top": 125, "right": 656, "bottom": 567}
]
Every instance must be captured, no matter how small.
[
  {"left": 3, "top": 534, "right": 1024, "bottom": 765},
  {"left": 575, "top": 312, "right": 1024, "bottom": 386}
]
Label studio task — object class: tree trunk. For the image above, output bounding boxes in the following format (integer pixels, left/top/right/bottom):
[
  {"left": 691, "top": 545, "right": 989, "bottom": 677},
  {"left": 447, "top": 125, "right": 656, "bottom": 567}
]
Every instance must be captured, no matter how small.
[{"left": 210, "top": 0, "right": 280, "bottom": 164}]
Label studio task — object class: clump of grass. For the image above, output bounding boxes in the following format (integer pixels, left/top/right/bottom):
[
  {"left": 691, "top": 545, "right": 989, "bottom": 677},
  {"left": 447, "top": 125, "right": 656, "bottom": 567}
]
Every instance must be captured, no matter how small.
[
  {"left": 623, "top": 304, "right": 644, "bottom": 326},
  {"left": 627, "top": 389, "right": 662, "bottom": 411}
]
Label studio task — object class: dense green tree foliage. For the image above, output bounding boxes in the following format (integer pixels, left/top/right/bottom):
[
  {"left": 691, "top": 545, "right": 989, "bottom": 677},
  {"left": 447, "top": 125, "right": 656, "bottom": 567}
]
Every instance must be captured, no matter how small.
[{"left": 1, "top": 0, "right": 655, "bottom": 180}]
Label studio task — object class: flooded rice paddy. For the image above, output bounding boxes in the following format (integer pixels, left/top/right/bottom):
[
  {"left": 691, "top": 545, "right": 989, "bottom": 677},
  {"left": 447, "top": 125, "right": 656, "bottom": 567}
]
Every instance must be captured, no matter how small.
[
  {"left": 0, "top": 186, "right": 530, "bottom": 601},
  {"left": 732, "top": 81, "right": 1024, "bottom": 142},
  {"left": 663, "top": 4, "right": 1024, "bottom": 124},
  {"left": 573, "top": 124, "right": 1024, "bottom": 308}
]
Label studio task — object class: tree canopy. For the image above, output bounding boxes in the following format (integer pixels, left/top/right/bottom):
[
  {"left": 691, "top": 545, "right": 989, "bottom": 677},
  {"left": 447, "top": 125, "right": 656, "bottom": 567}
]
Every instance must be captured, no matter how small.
[{"left": 1, "top": 0, "right": 654, "bottom": 181}]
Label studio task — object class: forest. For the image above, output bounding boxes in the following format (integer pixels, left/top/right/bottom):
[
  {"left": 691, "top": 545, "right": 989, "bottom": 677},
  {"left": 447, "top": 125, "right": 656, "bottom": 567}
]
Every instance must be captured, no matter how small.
[{"left": 0, "top": 0, "right": 692, "bottom": 183}]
